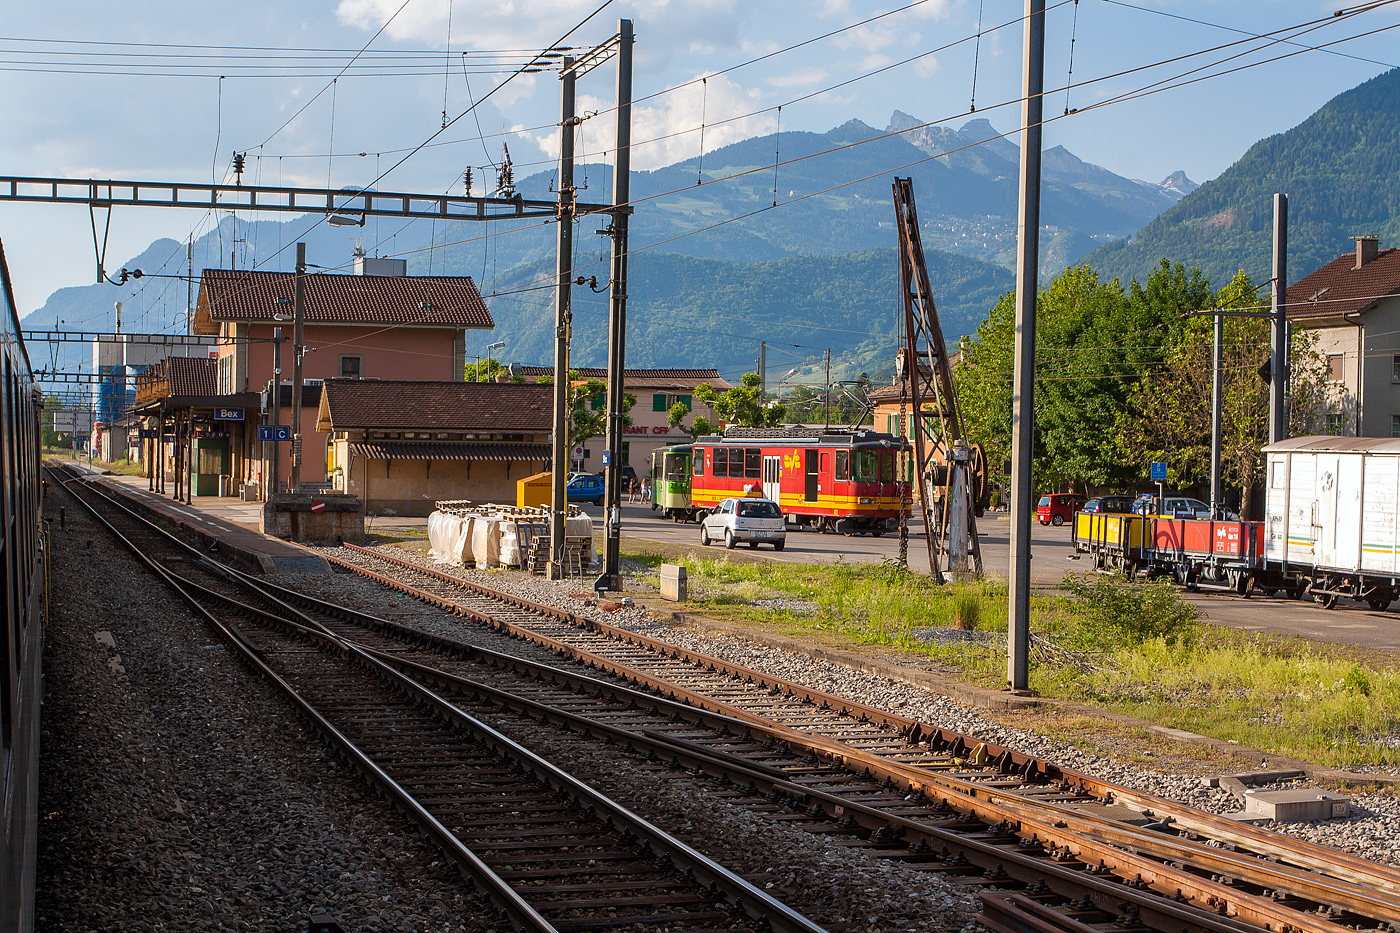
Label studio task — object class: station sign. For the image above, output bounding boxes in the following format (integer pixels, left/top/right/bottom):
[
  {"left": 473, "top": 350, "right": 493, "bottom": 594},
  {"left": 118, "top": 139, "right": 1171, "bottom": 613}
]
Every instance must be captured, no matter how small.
[
  {"left": 258, "top": 424, "right": 292, "bottom": 442},
  {"left": 214, "top": 408, "right": 244, "bottom": 421}
]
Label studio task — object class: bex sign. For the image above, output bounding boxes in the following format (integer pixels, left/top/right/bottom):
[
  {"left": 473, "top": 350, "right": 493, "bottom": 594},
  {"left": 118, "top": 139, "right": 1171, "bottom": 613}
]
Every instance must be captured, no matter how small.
[{"left": 214, "top": 408, "right": 245, "bottom": 421}]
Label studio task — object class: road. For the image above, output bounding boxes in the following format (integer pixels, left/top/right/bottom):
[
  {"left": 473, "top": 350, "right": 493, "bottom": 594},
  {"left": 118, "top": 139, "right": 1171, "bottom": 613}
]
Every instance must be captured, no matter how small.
[{"left": 608, "top": 502, "right": 1400, "bottom": 652}]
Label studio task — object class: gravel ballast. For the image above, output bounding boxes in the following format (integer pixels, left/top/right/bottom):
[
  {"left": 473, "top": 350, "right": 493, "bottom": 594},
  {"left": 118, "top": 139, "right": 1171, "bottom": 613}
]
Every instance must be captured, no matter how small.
[{"left": 321, "top": 544, "right": 1400, "bottom": 871}]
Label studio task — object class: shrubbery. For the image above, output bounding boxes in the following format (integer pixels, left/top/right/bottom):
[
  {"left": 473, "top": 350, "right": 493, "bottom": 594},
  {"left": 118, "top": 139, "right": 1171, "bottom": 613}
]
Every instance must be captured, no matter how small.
[{"left": 1060, "top": 573, "right": 1198, "bottom": 650}]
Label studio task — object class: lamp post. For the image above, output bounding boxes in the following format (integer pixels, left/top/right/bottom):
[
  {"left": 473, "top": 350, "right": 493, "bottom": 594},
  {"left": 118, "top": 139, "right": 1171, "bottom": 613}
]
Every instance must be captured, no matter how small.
[{"left": 486, "top": 341, "right": 506, "bottom": 379}]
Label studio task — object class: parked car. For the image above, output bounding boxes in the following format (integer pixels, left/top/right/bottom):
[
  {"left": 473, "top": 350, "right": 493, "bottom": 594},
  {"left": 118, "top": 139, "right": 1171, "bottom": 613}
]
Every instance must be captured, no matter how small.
[
  {"left": 1081, "top": 495, "right": 1134, "bottom": 514},
  {"left": 699, "top": 497, "right": 786, "bottom": 550},
  {"left": 1134, "top": 494, "right": 1236, "bottom": 520},
  {"left": 1036, "top": 493, "right": 1085, "bottom": 526},
  {"left": 566, "top": 473, "right": 605, "bottom": 506},
  {"left": 593, "top": 465, "right": 639, "bottom": 488}
]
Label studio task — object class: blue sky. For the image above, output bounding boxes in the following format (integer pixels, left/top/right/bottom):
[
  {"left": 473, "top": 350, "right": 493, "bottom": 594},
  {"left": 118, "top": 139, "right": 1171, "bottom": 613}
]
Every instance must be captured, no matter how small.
[{"left": 2, "top": 0, "right": 1397, "bottom": 316}]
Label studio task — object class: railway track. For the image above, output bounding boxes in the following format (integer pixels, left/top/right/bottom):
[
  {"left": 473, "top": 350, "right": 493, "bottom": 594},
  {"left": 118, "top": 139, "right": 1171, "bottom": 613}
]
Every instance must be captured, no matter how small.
[
  {"left": 315, "top": 540, "right": 1400, "bottom": 933},
  {"left": 51, "top": 466, "right": 826, "bottom": 933}
]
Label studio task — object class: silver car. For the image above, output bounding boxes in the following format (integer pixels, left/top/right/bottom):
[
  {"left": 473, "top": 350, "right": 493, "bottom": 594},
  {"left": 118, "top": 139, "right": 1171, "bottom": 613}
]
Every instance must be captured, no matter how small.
[{"left": 700, "top": 497, "right": 786, "bottom": 551}]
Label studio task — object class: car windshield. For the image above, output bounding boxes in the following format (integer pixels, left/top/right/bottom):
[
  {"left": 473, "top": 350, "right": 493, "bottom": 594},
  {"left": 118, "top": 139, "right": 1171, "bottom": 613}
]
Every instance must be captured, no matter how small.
[
  {"left": 1037, "top": 496, "right": 1050, "bottom": 507},
  {"left": 737, "top": 501, "right": 781, "bottom": 518}
]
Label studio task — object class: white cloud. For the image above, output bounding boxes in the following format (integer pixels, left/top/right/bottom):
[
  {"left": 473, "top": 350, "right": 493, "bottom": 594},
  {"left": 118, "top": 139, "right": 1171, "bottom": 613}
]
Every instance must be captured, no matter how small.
[
  {"left": 518, "top": 71, "right": 774, "bottom": 172},
  {"left": 768, "top": 67, "right": 828, "bottom": 89},
  {"left": 914, "top": 56, "right": 939, "bottom": 79}
]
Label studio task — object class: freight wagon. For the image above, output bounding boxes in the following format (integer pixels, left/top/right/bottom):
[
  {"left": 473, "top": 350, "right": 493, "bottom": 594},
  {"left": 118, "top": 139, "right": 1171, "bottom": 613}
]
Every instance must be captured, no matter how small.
[{"left": 690, "top": 428, "right": 912, "bottom": 534}]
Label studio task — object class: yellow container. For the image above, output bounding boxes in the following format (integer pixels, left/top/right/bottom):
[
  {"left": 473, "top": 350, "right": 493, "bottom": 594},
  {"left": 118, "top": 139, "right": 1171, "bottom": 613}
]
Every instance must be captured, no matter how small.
[{"left": 516, "top": 471, "right": 553, "bottom": 510}]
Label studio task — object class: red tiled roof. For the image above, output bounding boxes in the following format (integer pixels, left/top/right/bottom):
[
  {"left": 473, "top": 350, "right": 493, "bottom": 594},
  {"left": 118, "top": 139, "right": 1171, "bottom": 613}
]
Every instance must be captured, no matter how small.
[
  {"left": 347, "top": 441, "right": 551, "bottom": 462},
  {"left": 513, "top": 365, "right": 731, "bottom": 389},
  {"left": 193, "top": 269, "right": 492, "bottom": 332},
  {"left": 134, "top": 356, "right": 217, "bottom": 403},
  {"left": 318, "top": 379, "right": 552, "bottom": 432},
  {"left": 1286, "top": 247, "right": 1400, "bottom": 321}
]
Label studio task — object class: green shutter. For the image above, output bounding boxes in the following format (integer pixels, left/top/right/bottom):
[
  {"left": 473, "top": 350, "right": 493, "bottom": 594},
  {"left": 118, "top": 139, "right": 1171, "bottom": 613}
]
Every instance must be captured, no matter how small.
[
  {"left": 653, "top": 393, "right": 667, "bottom": 412},
  {"left": 679, "top": 394, "right": 692, "bottom": 412}
]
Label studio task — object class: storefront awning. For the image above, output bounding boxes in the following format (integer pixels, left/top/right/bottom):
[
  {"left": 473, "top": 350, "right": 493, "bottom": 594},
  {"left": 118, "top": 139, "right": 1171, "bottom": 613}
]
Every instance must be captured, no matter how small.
[{"left": 347, "top": 442, "right": 551, "bottom": 462}]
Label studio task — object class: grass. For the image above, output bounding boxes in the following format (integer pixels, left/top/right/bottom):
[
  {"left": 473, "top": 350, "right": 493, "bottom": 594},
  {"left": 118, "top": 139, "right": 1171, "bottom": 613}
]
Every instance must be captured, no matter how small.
[{"left": 622, "top": 548, "right": 1400, "bottom": 770}]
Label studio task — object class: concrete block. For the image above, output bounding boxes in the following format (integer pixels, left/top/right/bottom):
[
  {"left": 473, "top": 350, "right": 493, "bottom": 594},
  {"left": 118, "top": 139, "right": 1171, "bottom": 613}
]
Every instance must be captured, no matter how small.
[
  {"left": 659, "top": 563, "right": 687, "bottom": 602},
  {"left": 261, "top": 492, "right": 365, "bottom": 544},
  {"left": 1243, "top": 789, "right": 1350, "bottom": 822}
]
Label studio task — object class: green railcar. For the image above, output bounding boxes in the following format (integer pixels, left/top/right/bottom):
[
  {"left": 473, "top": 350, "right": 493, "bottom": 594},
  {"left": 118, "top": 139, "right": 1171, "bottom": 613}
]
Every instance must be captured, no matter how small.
[{"left": 650, "top": 444, "right": 696, "bottom": 521}]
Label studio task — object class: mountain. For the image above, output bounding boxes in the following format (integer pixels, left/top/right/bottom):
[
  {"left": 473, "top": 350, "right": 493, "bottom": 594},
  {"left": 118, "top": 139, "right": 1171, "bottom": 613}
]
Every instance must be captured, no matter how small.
[
  {"left": 1082, "top": 67, "right": 1400, "bottom": 289},
  {"left": 20, "top": 108, "right": 1184, "bottom": 386},
  {"left": 476, "top": 247, "right": 1012, "bottom": 379}
]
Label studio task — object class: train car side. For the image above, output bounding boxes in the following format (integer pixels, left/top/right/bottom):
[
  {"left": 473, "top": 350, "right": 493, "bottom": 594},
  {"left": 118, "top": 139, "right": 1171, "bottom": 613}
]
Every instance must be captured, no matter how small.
[
  {"left": 649, "top": 444, "right": 695, "bottom": 521},
  {"left": 1, "top": 237, "right": 43, "bottom": 933}
]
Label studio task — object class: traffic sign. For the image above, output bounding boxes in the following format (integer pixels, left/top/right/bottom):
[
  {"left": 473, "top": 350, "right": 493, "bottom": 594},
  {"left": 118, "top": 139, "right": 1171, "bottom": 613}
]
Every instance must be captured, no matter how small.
[
  {"left": 601, "top": 449, "right": 611, "bottom": 466},
  {"left": 258, "top": 424, "right": 292, "bottom": 442},
  {"left": 310, "top": 499, "right": 326, "bottom": 513},
  {"left": 1150, "top": 461, "right": 1167, "bottom": 482},
  {"left": 214, "top": 407, "right": 244, "bottom": 421}
]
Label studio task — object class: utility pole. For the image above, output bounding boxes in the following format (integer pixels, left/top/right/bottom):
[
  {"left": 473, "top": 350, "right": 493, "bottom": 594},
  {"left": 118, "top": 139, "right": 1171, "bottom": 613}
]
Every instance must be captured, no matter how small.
[
  {"left": 1270, "top": 193, "right": 1288, "bottom": 444},
  {"left": 187, "top": 235, "right": 194, "bottom": 334},
  {"left": 1210, "top": 311, "right": 1223, "bottom": 517},
  {"left": 550, "top": 58, "right": 579, "bottom": 580},
  {"left": 1007, "top": 0, "right": 1045, "bottom": 694},
  {"left": 290, "top": 242, "right": 306, "bottom": 494},
  {"left": 824, "top": 348, "right": 831, "bottom": 429},
  {"left": 271, "top": 327, "right": 282, "bottom": 496},
  {"left": 758, "top": 341, "right": 766, "bottom": 399},
  {"left": 602, "top": 19, "right": 634, "bottom": 590}
]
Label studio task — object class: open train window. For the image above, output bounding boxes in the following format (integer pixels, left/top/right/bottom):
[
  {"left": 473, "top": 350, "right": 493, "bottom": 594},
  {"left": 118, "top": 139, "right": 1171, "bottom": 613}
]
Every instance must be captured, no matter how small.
[{"left": 834, "top": 450, "right": 849, "bottom": 481}]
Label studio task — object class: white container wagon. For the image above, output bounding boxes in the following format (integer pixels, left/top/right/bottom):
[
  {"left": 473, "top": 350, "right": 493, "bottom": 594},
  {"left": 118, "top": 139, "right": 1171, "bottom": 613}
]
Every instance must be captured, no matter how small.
[{"left": 1262, "top": 436, "right": 1400, "bottom": 610}]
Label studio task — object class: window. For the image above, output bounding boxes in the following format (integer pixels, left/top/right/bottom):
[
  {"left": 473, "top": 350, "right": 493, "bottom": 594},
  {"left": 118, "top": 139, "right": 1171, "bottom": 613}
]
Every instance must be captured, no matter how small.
[
  {"left": 853, "top": 450, "right": 878, "bottom": 482},
  {"left": 340, "top": 355, "right": 362, "bottom": 379},
  {"left": 1328, "top": 354, "right": 1345, "bottom": 382},
  {"left": 1270, "top": 461, "right": 1284, "bottom": 489},
  {"left": 880, "top": 451, "right": 894, "bottom": 483},
  {"left": 713, "top": 447, "right": 729, "bottom": 477},
  {"left": 1393, "top": 414, "right": 1400, "bottom": 438},
  {"left": 590, "top": 392, "right": 605, "bottom": 410},
  {"left": 1326, "top": 413, "right": 1345, "bottom": 434},
  {"left": 834, "top": 450, "right": 849, "bottom": 481},
  {"left": 1393, "top": 355, "right": 1400, "bottom": 384},
  {"left": 693, "top": 449, "right": 705, "bottom": 476},
  {"left": 652, "top": 392, "right": 692, "bottom": 412},
  {"left": 653, "top": 393, "right": 668, "bottom": 412},
  {"left": 745, "top": 447, "right": 761, "bottom": 478}
]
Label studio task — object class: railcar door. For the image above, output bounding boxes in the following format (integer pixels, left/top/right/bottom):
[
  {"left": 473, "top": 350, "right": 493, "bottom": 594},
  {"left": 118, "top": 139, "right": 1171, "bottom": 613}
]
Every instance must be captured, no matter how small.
[
  {"left": 763, "top": 455, "right": 782, "bottom": 504},
  {"left": 804, "top": 449, "right": 819, "bottom": 502}
]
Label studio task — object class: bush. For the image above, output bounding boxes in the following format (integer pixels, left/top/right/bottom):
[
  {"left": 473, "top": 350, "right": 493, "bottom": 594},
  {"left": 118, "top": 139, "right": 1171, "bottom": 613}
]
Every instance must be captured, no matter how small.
[
  {"left": 1060, "top": 573, "right": 1198, "bottom": 650},
  {"left": 952, "top": 590, "right": 982, "bottom": 630}
]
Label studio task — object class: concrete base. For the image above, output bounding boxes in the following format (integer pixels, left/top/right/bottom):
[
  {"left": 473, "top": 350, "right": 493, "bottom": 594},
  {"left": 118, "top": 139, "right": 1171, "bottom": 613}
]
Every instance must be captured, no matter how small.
[
  {"left": 659, "top": 564, "right": 687, "bottom": 602},
  {"left": 262, "top": 492, "right": 365, "bottom": 545},
  {"left": 1243, "top": 789, "right": 1350, "bottom": 822}
]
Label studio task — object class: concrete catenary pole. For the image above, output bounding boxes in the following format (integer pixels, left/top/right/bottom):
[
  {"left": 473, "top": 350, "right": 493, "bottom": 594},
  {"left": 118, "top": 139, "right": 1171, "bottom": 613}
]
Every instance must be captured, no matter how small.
[
  {"left": 290, "top": 242, "right": 306, "bottom": 494},
  {"left": 271, "top": 327, "right": 282, "bottom": 497},
  {"left": 1211, "top": 311, "right": 1223, "bottom": 517},
  {"left": 1007, "top": 0, "right": 1046, "bottom": 693},
  {"left": 602, "top": 19, "right": 634, "bottom": 589},
  {"left": 550, "top": 58, "right": 579, "bottom": 579},
  {"left": 1270, "top": 193, "right": 1288, "bottom": 444},
  {"left": 759, "top": 341, "right": 766, "bottom": 400}
]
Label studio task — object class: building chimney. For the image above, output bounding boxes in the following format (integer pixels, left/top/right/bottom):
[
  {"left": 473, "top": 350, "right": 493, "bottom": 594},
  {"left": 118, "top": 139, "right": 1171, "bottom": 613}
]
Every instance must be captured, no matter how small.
[{"left": 1354, "top": 235, "right": 1379, "bottom": 269}]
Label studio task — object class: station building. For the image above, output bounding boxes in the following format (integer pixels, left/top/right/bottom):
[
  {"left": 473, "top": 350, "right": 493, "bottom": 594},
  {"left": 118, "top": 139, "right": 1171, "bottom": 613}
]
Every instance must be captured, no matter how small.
[
  {"left": 316, "top": 379, "right": 552, "bottom": 516},
  {"left": 512, "top": 366, "right": 731, "bottom": 470}
]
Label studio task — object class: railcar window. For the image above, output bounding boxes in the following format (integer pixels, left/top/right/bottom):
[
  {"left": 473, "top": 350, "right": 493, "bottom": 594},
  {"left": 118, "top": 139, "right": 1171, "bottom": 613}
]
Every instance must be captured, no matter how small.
[
  {"left": 713, "top": 447, "right": 728, "bottom": 477},
  {"left": 694, "top": 449, "right": 705, "bottom": 476},
  {"left": 880, "top": 451, "right": 894, "bottom": 482},
  {"left": 745, "top": 448, "right": 760, "bottom": 479},
  {"left": 665, "top": 454, "right": 690, "bottom": 483},
  {"left": 853, "top": 450, "right": 878, "bottom": 482},
  {"left": 835, "top": 450, "right": 849, "bottom": 480}
]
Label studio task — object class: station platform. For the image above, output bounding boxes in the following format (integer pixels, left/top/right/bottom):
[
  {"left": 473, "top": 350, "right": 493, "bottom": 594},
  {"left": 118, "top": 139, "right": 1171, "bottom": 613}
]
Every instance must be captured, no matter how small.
[{"left": 54, "top": 462, "right": 329, "bottom": 574}]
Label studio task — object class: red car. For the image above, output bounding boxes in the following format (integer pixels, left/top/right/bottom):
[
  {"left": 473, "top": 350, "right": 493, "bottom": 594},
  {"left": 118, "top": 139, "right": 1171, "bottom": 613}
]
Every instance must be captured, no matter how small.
[{"left": 1037, "top": 493, "right": 1085, "bottom": 526}]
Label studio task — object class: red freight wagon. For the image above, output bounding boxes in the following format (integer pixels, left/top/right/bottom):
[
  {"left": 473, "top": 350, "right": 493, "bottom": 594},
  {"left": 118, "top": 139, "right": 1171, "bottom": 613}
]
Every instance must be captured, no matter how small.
[
  {"left": 690, "top": 428, "right": 912, "bottom": 535},
  {"left": 1147, "top": 518, "right": 1266, "bottom": 594}
]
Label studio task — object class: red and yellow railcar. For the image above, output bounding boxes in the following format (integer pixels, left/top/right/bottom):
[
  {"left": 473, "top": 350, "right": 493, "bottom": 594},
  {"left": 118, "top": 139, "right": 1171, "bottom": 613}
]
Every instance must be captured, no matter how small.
[{"left": 690, "top": 428, "right": 912, "bottom": 534}]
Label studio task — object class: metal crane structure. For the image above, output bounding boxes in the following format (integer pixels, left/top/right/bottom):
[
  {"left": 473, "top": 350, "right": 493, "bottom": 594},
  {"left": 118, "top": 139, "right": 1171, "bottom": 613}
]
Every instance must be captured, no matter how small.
[{"left": 891, "top": 177, "right": 983, "bottom": 583}]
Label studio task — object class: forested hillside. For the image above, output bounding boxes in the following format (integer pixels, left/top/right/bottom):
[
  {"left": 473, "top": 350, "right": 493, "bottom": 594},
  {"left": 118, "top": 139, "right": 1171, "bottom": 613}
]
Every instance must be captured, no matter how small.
[{"left": 1083, "top": 67, "right": 1400, "bottom": 287}]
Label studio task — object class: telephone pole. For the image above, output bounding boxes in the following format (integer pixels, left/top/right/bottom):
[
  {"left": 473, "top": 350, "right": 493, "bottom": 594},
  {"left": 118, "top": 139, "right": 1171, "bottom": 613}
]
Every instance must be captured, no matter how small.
[
  {"left": 1007, "top": 0, "right": 1046, "bottom": 694},
  {"left": 290, "top": 242, "right": 306, "bottom": 494},
  {"left": 758, "top": 341, "right": 766, "bottom": 399},
  {"left": 1270, "top": 193, "right": 1288, "bottom": 443},
  {"left": 602, "top": 19, "right": 634, "bottom": 589},
  {"left": 549, "top": 58, "right": 579, "bottom": 579}
]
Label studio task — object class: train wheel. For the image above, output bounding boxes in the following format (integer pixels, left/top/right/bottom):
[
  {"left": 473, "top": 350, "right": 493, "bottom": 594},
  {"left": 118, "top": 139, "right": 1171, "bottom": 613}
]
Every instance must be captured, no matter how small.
[
  {"left": 1234, "top": 573, "right": 1253, "bottom": 598},
  {"left": 1367, "top": 594, "right": 1393, "bottom": 611},
  {"left": 1313, "top": 591, "right": 1338, "bottom": 610},
  {"left": 1258, "top": 587, "right": 1278, "bottom": 597},
  {"left": 1286, "top": 584, "right": 1305, "bottom": 600}
]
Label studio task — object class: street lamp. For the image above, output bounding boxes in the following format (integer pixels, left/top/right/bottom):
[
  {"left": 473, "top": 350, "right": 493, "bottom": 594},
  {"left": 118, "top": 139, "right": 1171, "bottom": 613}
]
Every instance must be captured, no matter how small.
[{"left": 485, "top": 341, "right": 506, "bottom": 379}]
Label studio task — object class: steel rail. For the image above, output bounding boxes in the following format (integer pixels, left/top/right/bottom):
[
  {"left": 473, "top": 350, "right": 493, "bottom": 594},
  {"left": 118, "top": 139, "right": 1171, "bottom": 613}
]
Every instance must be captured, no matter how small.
[
  {"left": 54, "top": 470, "right": 826, "bottom": 933},
  {"left": 320, "top": 543, "right": 1400, "bottom": 928}
]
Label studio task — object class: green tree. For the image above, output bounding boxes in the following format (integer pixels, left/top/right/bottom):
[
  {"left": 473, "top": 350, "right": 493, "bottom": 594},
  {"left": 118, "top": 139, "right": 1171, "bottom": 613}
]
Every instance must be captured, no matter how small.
[
  {"left": 1116, "top": 271, "right": 1328, "bottom": 517},
  {"left": 668, "top": 402, "right": 715, "bottom": 438},
  {"left": 563, "top": 370, "right": 635, "bottom": 450},
  {"left": 464, "top": 358, "right": 524, "bottom": 382},
  {"left": 693, "top": 373, "right": 786, "bottom": 429}
]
